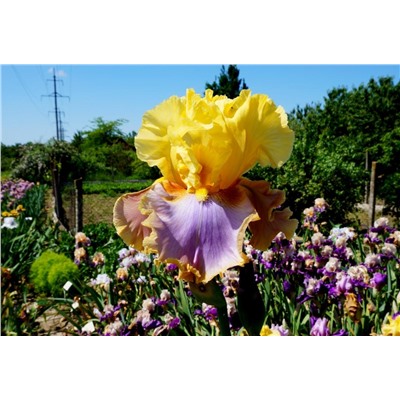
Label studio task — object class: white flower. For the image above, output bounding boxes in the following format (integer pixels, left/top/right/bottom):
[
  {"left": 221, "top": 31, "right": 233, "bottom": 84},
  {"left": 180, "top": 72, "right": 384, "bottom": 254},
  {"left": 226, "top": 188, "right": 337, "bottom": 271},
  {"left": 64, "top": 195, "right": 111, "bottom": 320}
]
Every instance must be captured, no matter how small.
[
  {"left": 103, "top": 304, "right": 114, "bottom": 314},
  {"left": 303, "top": 207, "right": 314, "bottom": 217},
  {"left": 244, "top": 242, "right": 254, "bottom": 259},
  {"left": 118, "top": 248, "right": 130, "bottom": 259},
  {"left": 364, "top": 254, "right": 381, "bottom": 267},
  {"left": 390, "top": 231, "right": 400, "bottom": 245},
  {"left": 1, "top": 217, "right": 18, "bottom": 229},
  {"left": 271, "top": 323, "right": 289, "bottom": 336},
  {"left": 382, "top": 243, "right": 397, "bottom": 257},
  {"left": 135, "top": 309, "right": 152, "bottom": 325},
  {"left": 160, "top": 289, "right": 171, "bottom": 302},
  {"left": 348, "top": 265, "right": 369, "bottom": 283},
  {"left": 306, "top": 278, "right": 318, "bottom": 295},
  {"left": 374, "top": 217, "right": 389, "bottom": 228},
  {"left": 121, "top": 255, "right": 136, "bottom": 268},
  {"left": 330, "top": 227, "right": 356, "bottom": 241},
  {"left": 104, "top": 320, "right": 123, "bottom": 336},
  {"left": 134, "top": 252, "right": 151, "bottom": 264},
  {"left": 93, "top": 308, "right": 102, "bottom": 318},
  {"left": 335, "top": 236, "right": 347, "bottom": 248},
  {"left": 321, "top": 245, "right": 333, "bottom": 257},
  {"left": 96, "top": 274, "right": 111, "bottom": 284},
  {"left": 226, "top": 297, "right": 237, "bottom": 317},
  {"left": 311, "top": 232, "right": 325, "bottom": 246},
  {"left": 75, "top": 231, "right": 89, "bottom": 243},
  {"left": 142, "top": 298, "right": 155, "bottom": 312},
  {"left": 335, "top": 271, "right": 345, "bottom": 281},
  {"left": 262, "top": 250, "right": 274, "bottom": 262},
  {"left": 346, "top": 247, "right": 354, "bottom": 259},
  {"left": 325, "top": 257, "right": 340, "bottom": 273},
  {"left": 314, "top": 198, "right": 327, "bottom": 209},
  {"left": 136, "top": 275, "right": 147, "bottom": 284},
  {"left": 90, "top": 273, "right": 112, "bottom": 288},
  {"left": 275, "top": 232, "right": 286, "bottom": 241}
]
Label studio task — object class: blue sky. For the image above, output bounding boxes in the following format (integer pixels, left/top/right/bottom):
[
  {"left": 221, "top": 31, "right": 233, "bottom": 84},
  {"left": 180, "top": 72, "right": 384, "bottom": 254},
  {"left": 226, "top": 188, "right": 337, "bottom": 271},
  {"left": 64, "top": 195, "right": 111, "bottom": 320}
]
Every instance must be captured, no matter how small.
[{"left": 1, "top": 64, "right": 399, "bottom": 146}]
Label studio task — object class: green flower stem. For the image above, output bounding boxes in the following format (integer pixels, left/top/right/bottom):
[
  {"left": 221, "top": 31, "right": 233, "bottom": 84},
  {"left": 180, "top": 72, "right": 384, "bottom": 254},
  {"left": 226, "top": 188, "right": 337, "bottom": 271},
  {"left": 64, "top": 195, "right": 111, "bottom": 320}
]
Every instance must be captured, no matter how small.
[
  {"left": 189, "top": 279, "right": 231, "bottom": 336},
  {"left": 216, "top": 305, "right": 231, "bottom": 336},
  {"left": 237, "top": 262, "right": 265, "bottom": 336}
]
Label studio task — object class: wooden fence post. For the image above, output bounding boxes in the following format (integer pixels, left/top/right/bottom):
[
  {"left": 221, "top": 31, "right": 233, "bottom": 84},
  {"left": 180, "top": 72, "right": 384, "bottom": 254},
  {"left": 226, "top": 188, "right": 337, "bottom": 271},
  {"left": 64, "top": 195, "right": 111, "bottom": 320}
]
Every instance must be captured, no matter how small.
[
  {"left": 52, "top": 168, "right": 62, "bottom": 222},
  {"left": 368, "top": 161, "right": 377, "bottom": 227},
  {"left": 74, "top": 178, "right": 83, "bottom": 233},
  {"left": 365, "top": 150, "right": 369, "bottom": 203}
]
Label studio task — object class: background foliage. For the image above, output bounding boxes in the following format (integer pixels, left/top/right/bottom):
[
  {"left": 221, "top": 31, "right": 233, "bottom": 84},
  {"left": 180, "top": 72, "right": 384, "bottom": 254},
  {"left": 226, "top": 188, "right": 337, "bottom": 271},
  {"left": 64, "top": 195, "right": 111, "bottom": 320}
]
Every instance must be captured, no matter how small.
[
  {"left": 245, "top": 76, "right": 400, "bottom": 224},
  {"left": 2, "top": 66, "right": 399, "bottom": 226}
]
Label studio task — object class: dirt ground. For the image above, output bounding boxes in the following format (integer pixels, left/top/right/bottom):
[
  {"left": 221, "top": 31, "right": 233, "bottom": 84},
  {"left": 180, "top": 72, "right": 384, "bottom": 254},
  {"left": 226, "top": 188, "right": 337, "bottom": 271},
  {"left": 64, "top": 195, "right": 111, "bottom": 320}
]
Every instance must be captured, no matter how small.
[{"left": 36, "top": 308, "right": 74, "bottom": 336}]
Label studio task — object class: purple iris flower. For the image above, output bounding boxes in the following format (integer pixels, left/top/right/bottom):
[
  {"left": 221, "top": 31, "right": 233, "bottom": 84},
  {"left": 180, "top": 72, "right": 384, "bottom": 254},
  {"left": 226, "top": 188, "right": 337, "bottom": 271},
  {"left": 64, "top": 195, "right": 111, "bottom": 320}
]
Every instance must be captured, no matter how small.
[
  {"left": 370, "top": 273, "right": 387, "bottom": 291},
  {"left": 142, "top": 319, "right": 162, "bottom": 330},
  {"left": 165, "top": 263, "right": 178, "bottom": 272},
  {"left": 310, "top": 317, "right": 331, "bottom": 336},
  {"left": 332, "top": 329, "right": 349, "bottom": 336},
  {"left": 283, "top": 280, "right": 293, "bottom": 297},
  {"left": 168, "top": 317, "right": 181, "bottom": 329},
  {"left": 335, "top": 274, "right": 353, "bottom": 295}
]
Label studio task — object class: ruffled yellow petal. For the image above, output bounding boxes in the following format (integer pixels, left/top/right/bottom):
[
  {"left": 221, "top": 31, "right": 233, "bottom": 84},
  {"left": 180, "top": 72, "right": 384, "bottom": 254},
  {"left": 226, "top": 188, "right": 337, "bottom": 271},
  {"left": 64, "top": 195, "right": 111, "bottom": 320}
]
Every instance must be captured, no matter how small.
[
  {"left": 240, "top": 178, "right": 298, "bottom": 250},
  {"left": 136, "top": 89, "right": 231, "bottom": 192},
  {"left": 382, "top": 315, "right": 400, "bottom": 336},
  {"left": 260, "top": 325, "right": 281, "bottom": 336},
  {"left": 135, "top": 89, "right": 294, "bottom": 193},
  {"left": 219, "top": 91, "right": 294, "bottom": 188}
]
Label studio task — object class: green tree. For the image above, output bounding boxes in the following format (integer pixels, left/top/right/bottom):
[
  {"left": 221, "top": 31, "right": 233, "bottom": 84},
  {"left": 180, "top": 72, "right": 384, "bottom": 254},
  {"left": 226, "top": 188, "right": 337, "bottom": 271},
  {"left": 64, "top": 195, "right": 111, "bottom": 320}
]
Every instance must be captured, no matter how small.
[
  {"left": 72, "top": 117, "right": 128, "bottom": 149},
  {"left": 71, "top": 118, "right": 159, "bottom": 181},
  {"left": 205, "top": 65, "right": 248, "bottom": 98},
  {"left": 1, "top": 143, "right": 21, "bottom": 174},
  {"left": 373, "top": 126, "right": 400, "bottom": 218},
  {"left": 319, "top": 77, "right": 400, "bottom": 221},
  {"left": 9, "top": 140, "right": 81, "bottom": 184},
  {"left": 246, "top": 76, "right": 400, "bottom": 226}
]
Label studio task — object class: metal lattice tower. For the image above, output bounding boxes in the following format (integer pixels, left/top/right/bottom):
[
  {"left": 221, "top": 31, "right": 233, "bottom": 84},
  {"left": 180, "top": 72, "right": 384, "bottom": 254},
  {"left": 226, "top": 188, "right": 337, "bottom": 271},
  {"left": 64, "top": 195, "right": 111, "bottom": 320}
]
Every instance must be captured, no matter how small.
[{"left": 42, "top": 68, "right": 69, "bottom": 140}]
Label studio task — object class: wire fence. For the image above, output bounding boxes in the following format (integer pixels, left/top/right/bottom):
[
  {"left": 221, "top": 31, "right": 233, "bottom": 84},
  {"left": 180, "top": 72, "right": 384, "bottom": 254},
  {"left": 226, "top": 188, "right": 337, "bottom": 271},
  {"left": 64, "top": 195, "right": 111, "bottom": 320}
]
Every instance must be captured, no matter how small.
[{"left": 53, "top": 177, "right": 145, "bottom": 233}]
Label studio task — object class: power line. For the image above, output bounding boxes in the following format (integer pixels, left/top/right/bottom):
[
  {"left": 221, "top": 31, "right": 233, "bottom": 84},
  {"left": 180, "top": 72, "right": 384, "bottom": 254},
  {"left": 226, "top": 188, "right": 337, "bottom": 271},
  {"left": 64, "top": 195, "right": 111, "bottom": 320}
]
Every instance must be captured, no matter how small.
[
  {"left": 36, "top": 65, "right": 47, "bottom": 89},
  {"left": 11, "top": 65, "right": 48, "bottom": 119}
]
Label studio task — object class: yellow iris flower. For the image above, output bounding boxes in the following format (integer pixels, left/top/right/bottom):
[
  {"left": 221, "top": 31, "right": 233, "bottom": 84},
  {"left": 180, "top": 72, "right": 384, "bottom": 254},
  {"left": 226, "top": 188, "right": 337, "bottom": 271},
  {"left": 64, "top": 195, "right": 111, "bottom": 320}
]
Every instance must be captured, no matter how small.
[
  {"left": 114, "top": 89, "right": 297, "bottom": 283},
  {"left": 260, "top": 325, "right": 281, "bottom": 336},
  {"left": 381, "top": 314, "right": 400, "bottom": 336}
]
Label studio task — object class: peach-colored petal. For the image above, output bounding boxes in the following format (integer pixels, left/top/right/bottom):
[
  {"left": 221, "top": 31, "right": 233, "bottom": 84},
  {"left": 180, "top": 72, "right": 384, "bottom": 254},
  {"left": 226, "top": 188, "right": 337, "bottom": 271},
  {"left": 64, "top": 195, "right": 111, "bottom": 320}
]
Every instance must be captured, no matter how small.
[
  {"left": 240, "top": 178, "right": 298, "bottom": 249},
  {"left": 113, "top": 186, "right": 152, "bottom": 251}
]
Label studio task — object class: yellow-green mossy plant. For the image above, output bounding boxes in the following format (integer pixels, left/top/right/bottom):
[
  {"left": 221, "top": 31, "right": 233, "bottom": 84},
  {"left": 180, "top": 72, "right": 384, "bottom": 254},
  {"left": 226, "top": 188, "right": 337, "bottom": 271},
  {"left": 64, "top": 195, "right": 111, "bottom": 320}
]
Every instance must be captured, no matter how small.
[{"left": 30, "top": 251, "right": 79, "bottom": 297}]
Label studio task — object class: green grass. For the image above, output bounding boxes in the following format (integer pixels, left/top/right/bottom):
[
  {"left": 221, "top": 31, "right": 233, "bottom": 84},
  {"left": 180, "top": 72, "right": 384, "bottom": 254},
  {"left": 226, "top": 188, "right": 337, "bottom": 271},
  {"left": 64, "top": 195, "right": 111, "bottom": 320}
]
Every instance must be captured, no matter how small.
[{"left": 82, "top": 180, "right": 152, "bottom": 196}]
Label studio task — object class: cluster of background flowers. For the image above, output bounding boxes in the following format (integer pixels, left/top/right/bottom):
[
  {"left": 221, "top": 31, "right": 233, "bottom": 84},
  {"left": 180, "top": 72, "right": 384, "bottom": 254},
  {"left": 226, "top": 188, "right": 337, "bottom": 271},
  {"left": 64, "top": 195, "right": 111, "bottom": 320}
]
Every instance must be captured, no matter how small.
[
  {"left": 1, "top": 179, "right": 34, "bottom": 208},
  {"left": 244, "top": 202, "right": 400, "bottom": 335},
  {"left": 1, "top": 179, "right": 35, "bottom": 230}
]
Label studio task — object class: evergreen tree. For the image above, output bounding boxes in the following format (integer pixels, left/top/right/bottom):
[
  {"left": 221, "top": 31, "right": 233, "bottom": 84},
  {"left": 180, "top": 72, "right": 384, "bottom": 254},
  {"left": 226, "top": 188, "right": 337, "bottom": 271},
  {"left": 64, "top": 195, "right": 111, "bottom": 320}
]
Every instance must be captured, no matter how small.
[{"left": 205, "top": 65, "right": 248, "bottom": 98}]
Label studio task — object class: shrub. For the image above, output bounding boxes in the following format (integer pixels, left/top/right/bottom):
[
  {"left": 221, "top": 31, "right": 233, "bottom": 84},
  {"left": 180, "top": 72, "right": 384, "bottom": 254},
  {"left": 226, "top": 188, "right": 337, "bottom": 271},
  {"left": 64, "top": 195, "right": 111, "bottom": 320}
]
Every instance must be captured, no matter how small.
[
  {"left": 30, "top": 251, "right": 79, "bottom": 297},
  {"left": 1, "top": 182, "right": 52, "bottom": 276}
]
